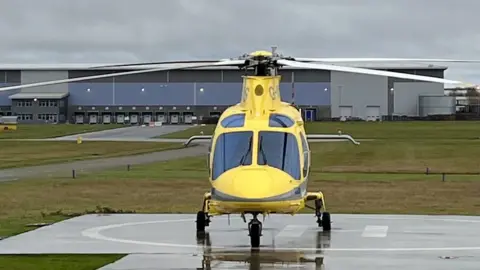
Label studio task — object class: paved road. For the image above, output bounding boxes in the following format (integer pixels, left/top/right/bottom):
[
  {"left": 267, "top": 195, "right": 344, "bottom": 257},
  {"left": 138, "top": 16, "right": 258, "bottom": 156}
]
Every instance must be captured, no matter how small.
[
  {"left": 0, "top": 144, "right": 208, "bottom": 182},
  {"left": 53, "top": 125, "right": 193, "bottom": 141}
]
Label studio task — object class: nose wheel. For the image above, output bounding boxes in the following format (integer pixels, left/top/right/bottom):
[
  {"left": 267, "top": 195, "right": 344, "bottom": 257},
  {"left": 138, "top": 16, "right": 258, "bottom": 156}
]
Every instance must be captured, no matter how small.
[{"left": 248, "top": 214, "right": 263, "bottom": 248}]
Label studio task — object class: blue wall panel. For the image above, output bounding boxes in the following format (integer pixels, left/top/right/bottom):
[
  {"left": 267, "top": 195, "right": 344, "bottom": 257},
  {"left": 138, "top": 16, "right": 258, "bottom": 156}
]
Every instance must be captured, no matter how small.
[
  {"left": 116, "top": 83, "right": 193, "bottom": 106},
  {"left": 69, "top": 83, "right": 114, "bottom": 105},
  {"left": 195, "top": 83, "right": 242, "bottom": 105},
  {"left": 0, "top": 83, "right": 19, "bottom": 106},
  {"left": 283, "top": 82, "right": 331, "bottom": 106},
  {"left": 67, "top": 82, "right": 331, "bottom": 106}
]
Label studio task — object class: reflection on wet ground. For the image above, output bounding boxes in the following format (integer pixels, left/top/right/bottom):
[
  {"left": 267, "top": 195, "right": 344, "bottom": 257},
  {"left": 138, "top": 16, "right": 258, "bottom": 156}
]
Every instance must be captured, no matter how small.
[{"left": 196, "top": 230, "right": 330, "bottom": 269}]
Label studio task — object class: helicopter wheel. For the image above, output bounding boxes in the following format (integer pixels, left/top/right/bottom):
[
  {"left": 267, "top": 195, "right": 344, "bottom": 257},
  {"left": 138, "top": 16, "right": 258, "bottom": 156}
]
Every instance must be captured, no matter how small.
[
  {"left": 196, "top": 211, "right": 210, "bottom": 232},
  {"left": 315, "top": 199, "right": 331, "bottom": 231},
  {"left": 322, "top": 212, "right": 331, "bottom": 231},
  {"left": 248, "top": 216, "right": 262, "bottom": 248}
]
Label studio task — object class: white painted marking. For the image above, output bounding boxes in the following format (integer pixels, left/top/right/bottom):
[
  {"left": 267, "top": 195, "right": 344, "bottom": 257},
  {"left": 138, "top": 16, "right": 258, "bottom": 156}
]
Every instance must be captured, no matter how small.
[
  {"left": 275, "top": 225, "right": 309, "bottom": 238},
  {"left": 80, "top": 216, "right": 480, "bottom": 252},
  {"left": 362, "top": 225, "right": 389, "bottom": 238}
]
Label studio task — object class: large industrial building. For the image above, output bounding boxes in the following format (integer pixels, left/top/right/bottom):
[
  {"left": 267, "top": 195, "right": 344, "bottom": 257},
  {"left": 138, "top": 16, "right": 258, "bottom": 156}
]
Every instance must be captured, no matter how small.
[{"left": 0, "top": 63, "right": 456, "bottom": 124}]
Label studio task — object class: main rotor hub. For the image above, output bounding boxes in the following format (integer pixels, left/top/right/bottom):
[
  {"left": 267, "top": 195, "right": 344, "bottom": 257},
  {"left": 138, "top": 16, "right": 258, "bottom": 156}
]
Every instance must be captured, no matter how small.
[{"left": 236, "top": 50, "right": 294, "bottom": 74}]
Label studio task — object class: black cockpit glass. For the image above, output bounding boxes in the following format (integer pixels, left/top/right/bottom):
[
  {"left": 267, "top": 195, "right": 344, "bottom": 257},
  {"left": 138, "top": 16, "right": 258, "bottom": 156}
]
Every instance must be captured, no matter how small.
[
  {"left": 212, "top": 131, "right": 253, "bottom": 180},
  {"left": 257, "top": 131, "right": 301, "bottom": 180}
]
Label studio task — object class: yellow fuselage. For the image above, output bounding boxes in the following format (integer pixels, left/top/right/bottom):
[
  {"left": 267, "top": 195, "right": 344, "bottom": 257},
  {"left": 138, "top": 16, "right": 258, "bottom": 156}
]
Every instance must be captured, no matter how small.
[{"left": 206, "top": 75, "right": 310, "bottom": 216}]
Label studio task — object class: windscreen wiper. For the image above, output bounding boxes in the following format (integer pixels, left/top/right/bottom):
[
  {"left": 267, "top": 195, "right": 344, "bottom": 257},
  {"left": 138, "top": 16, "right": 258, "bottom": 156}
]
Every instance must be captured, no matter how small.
[
  {"left": 239, "top": 135, "right": 253, "bottom": 165},
  {"left": 258, "top": 135, "right": 268, "bottom": 165},
  {"left": 281, "top": 132, "right": 287, "bottom": 170}
]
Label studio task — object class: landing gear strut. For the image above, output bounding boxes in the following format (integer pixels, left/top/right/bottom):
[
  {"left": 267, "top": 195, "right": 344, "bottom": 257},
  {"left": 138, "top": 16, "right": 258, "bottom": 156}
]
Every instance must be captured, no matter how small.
[
  {"left": 315, "top": 199, "right": 331, "bottom": 231},
  {"left": 248, "top": 213, "right": 263, "bottom": 248}
]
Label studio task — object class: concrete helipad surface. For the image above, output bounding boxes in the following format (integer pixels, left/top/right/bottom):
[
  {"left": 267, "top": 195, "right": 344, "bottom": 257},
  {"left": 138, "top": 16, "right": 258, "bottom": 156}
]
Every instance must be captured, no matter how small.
[{"left": 1, "top": 214, "right": 479, "bottom": 269}]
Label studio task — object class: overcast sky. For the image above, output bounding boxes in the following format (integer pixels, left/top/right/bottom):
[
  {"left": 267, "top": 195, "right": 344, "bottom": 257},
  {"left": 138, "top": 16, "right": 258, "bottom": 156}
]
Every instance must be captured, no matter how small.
[{"left": 1, "top": 0, "right": 480, "bottom": 84}]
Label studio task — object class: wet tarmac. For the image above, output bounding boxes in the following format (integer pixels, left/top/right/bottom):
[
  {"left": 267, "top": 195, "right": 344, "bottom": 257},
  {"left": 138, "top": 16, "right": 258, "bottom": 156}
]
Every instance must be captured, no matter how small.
[{"left": 1, "top": 214, "right": 479, "bottom": 269}]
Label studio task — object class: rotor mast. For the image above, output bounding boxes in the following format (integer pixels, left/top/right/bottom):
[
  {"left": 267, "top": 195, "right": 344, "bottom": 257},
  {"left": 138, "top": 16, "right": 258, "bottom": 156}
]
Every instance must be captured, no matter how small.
[{"left": 239, "top": 48, "right": 283, "bottom": 116}]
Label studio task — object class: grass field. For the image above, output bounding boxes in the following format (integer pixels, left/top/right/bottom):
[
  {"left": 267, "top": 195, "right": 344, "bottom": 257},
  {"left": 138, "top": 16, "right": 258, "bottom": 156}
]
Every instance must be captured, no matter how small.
[
  {"left": 0, "top": 124, "right": 125, "bottom": 139},
  {"left": 0, "top": 141, "right": 182, "bottom": 169},
  {"left": 1, "top": 121, "right": 480, "bottom": 269},
  {"left": 0, "top": 255, "right": 123, "bottom": 270}
]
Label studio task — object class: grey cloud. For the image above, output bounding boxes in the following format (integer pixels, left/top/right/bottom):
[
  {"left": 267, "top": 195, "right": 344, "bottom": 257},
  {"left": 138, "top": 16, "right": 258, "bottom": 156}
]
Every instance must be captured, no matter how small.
[{"left": 0, "top": 0, "right": 480, "bottom": 82}]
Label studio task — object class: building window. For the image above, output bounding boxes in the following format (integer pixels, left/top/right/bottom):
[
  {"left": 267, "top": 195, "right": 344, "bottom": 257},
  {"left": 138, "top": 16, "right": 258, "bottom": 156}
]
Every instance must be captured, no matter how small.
[
  {"left": 17, "top": 100, "right": 33, "bottom": 107},
  {"left": 17, "top": 114, "right": 33, "bottom": 120},
  {"left": 38, "top": 114, "right": 58, "bottom": 122}
]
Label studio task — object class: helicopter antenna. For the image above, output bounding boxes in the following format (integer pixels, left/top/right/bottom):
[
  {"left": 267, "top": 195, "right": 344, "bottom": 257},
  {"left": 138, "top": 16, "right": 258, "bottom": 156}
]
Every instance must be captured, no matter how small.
[
  {"left": 271, "top": 46, "right": 277, "bottom": 56},
  {"left": 291, "top": 72, "right": 295, "bottom": 105}
]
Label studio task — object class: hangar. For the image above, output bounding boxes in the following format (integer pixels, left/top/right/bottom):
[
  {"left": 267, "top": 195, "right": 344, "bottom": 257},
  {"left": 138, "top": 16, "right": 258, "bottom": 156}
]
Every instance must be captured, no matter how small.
[{"left": 0, "top": 63, "right": 455, "bottom": 124}]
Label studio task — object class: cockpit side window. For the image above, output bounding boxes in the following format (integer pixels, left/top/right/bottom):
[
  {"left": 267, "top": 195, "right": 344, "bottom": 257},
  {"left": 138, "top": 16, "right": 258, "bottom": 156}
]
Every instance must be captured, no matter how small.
[
  {"left": 300, "top": 133, "right": 309, "bottom": 178},
  {"left": 268, "top": 114, "right": 295, "bottom": 128},
  {"left": 220, "top": 114, "right": 245, "bottom": 128},
  {"left": 257, "top": 131, "right": 301, "bottom": 180},
  {"left": 212, "top": 131, "right": 253, "bottom": 180}
]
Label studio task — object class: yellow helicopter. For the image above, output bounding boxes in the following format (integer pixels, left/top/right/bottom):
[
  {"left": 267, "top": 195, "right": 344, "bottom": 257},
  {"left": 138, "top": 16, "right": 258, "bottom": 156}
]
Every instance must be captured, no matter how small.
[{"left": 0, "top": 48, "right": 478, "bottom": 248}]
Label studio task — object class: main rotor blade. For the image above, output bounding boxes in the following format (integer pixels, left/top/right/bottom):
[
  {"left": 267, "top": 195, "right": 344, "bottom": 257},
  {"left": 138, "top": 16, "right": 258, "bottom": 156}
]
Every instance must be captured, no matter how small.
[
  {"left": 0, "top": 60, "right": 245, "bottom": 92},
  {"left": 92, "top": 60, "right": 223, "bottom": 69},
  {"left": 277, "top": 59, "right": 471, "bottom": 85},
  {"left": 294, "top": 57, "right": 480, "bottom": 63}
]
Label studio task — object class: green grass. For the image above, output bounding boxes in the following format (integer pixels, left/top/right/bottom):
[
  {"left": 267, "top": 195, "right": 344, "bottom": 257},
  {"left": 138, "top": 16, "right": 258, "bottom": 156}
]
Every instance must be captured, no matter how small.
[
  {"left": 310, "top": 139, "right": 480, "bottom": 174},
  {"left": 0, "top": 255, "right": 124, "bottom": 270},
  {"left": 158, "top": 121, "right": 480, "bottom": 140},
  {"left": 0, "top": 124, "right": 125, "bottom": 139},
  {"left": 0, "top": 141, "right": 182, "bottom": 169}
]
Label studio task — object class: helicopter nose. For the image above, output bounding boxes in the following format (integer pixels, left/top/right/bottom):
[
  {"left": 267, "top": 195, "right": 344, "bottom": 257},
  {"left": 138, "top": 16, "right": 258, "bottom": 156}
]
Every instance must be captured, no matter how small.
[
  {"left": 220, "top": 168, "right": 294, "bottom": 199},
  {"left": 231, "top": 169, "right": 274, "bottom": 198}
]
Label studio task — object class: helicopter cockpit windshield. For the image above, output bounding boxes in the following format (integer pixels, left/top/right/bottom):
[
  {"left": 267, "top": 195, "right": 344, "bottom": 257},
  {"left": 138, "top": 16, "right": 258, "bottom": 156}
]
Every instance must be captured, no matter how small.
[
  {"left": 257, "top": 131, "right": 301, "bottom": 180},
  {"left": 211, "top": 130, "right": 301, "bottom": 180},
  {"left": 212, "top": 131, "right": 253, "bottom": 180}
]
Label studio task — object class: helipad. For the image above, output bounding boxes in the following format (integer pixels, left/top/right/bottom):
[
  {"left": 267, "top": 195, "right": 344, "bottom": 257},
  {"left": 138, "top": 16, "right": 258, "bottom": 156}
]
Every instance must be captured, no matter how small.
[{"left": 0, "top": 214, "right": 479, "bottom": 269}]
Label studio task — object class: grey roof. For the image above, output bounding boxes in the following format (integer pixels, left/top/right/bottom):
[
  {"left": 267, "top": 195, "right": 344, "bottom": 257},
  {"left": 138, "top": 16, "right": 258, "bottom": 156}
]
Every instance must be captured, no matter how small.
[
  {"left": 9, "top": 92, "right": 69, "bottom": 99},
  {"left": 0, "top": 62, "right": 448, "bottom": 71}
]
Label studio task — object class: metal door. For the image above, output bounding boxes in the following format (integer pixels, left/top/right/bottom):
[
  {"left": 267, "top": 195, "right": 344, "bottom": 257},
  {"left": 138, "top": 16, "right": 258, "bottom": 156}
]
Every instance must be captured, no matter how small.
[
  {"left": 366, "top": 106, "right": 380, "bottom": 121},
  {"left": 339, "top": 106, "right": 353, "bottom": 121},
  {"left": 116, "top": 114, "right": 125, "bottom": 124},
  {"left": 89, "top": 114, "right": 97, "bottom": 124},
  {"left": 184, "top": 113, "right": 193, "bottom": 124},
  {"left": 130, "top": 114, "right": 138, "bottom": 124},
  {"left": 156, "top": 113, "right": 165, "bottom": 123},
  {"left": 143, "top": 114, "right": 152, "bottom": 124},
  {"left": 306, "top": 110, "right": 313, "bottom": 121},
  {"left": 170, "top": 114, "right": 179, "bottom": 124},
  {"left": 103, "top": 114, "right": 111, "bottom": 124},
  {"left": 75, "top": 114, "right": 84, "bottom": 124}
]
